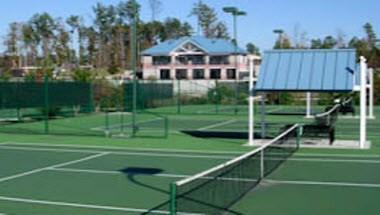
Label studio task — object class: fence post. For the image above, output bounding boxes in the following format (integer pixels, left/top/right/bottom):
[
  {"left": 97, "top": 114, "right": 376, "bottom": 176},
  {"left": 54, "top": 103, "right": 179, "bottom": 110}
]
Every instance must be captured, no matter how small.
[
  {"left": 215, "top": 79, "right": 219, "bottom": 114},
  {"left": 44, "top": 75, "right": 49, "bottom": 134},
  {"left": 177, "top": 79, "right": 181, "bottom": 114},
  {"left": 89, "top": 81, "right": 94, "bottom": 113},
  {"left": 105, "top": 110, "right": 110, "bottom": 137}
]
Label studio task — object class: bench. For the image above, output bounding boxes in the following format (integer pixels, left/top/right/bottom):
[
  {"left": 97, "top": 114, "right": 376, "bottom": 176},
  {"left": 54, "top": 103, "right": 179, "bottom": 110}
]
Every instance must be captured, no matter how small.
[{"left": 302, "top": 105, "right": 340, "bottom": 145}]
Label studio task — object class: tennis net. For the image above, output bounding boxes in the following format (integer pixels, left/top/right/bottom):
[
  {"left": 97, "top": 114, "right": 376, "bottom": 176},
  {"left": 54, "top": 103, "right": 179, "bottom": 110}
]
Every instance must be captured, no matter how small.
[{"left": 169, "top": 124, "right": 301, "bottom": 215}]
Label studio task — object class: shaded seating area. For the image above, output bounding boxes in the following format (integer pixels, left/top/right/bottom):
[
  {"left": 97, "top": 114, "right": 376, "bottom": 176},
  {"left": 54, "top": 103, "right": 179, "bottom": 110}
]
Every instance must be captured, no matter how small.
[
  {"left": 302, "top": 104, "right": 340, "bottom": 145},
  {"left": 252, "top": 49, "right": 360, "bottom": 146}
]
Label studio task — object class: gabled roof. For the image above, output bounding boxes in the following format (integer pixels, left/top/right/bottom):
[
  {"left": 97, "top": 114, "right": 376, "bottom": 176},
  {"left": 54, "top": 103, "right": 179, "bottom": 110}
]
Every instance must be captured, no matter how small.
[
  {"left": 141, "top": 36, "right": 247, "bottom": 56},
  {"left": 255, "top": 49, "right": 357, "bottom": 92}
]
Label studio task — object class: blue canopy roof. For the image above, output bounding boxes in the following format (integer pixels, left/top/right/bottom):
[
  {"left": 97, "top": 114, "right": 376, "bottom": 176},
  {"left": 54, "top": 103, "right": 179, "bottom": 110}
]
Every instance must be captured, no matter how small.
[
  {"left": 255, "top": 49, "right": 357, "bottom": 92},
  {"left": 142, "top": 36, "right": 247, "bottom": 56}
]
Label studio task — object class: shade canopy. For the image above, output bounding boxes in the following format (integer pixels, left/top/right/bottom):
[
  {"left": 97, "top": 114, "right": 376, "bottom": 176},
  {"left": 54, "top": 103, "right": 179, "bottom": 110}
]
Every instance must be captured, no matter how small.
[{"left": 255, "top": 49, "right": 357, "bottom": 92}]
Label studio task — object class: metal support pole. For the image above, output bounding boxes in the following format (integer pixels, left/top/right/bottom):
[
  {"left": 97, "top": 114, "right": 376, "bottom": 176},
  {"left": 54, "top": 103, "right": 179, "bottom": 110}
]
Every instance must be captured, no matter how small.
[
  {"left": 261, "top": 96, "right": 266, "bottom": 139},
  {"left": 248, "top": 57, "right": 255, "bottom": 146},
  {"left": 233, "top": 14, "right": 239, "bottom": 115},
  {"left": 306, "top": 92, "right": 312, "bottom": 118},
  {"left": 359, "top": 56, "right": 367, "bottom": 149},
  {"left": 131, "top": 3, "right": 138, "bottom": 137},
  {"left": 369, "top": 68, "right": 375, "bottom": 119}
]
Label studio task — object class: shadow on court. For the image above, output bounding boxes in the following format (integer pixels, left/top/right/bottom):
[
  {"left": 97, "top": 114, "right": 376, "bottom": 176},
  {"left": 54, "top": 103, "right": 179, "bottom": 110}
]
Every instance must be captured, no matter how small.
[{"left": 118, "top": 167, "right": 243, "bottom": 215}]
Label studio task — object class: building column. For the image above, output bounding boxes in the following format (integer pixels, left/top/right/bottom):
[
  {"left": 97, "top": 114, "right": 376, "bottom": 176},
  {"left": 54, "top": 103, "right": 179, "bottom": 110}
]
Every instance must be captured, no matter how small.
[
  {"left": 205, "top": 69, "right": 210, "bottom": 79},
  {"left": 221, "top": 68, "right": 227, "bottom": 80},
  {"left": 171, "top": 55, "right": 176, "bottom": 79}
]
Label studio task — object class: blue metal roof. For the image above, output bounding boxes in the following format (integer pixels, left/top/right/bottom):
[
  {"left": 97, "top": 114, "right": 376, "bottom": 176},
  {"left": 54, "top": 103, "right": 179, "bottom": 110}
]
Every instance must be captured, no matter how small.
[
  {"left": 141, "top": 36, "right": 247, "bottom": 56},
  {"left": 255, "top": 49, "right": 357, "bottom": 92}
]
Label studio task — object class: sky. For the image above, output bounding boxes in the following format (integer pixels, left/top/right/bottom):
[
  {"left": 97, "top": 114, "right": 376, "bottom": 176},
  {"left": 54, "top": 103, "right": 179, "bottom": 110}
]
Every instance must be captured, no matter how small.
[{"left": 0, "top": 0, "right": 379, "bottom": 52}]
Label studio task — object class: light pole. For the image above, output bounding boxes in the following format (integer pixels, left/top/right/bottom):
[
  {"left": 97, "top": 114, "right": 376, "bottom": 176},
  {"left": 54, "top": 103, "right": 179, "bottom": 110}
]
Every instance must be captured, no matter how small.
[
  {"left": 223, "top": 7, "right": 246, "bottom": 114},
  {"left": 273, "top": 29, "right": 284, "bottom": 49},
  {"left": 131, "top": 1, "right": 138, "bottom": 137}
]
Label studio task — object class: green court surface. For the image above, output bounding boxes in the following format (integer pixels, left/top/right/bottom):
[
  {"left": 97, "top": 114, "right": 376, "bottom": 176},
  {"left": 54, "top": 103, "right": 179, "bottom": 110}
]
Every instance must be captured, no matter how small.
[
  {"left": 0, "top": 142, "right": 379, "bottom": 215},
  {"left": 0, "top": 106, "right": 379, "bottom": 214}
]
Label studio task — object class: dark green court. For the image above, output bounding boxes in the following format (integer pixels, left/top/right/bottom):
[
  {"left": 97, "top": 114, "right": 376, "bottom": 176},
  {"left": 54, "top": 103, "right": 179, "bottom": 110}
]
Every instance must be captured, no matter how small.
[{"left": 0, "top": 141, "right": 379, "bottom": 215}]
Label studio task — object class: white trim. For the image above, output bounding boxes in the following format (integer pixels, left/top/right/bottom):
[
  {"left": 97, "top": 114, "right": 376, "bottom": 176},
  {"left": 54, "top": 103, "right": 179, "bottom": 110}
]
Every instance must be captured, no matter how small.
[{"left": 169, "top": 39, "right": 208, "bottom": 56}]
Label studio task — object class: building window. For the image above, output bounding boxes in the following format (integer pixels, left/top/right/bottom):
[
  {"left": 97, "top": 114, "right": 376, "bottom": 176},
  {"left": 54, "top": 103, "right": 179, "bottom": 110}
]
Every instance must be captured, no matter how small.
[
  {"left": 210, "top": 69, "right": 221, "bottom": 79},
  {"left": 176, "top": 69, "right": 188, "bottom": 79},
  {"left": 153, "top": 56, "right": 171, "bottom": 65},
  {"left": 175, "top": 55, "right": 205, "bottom": 65},
  {"left": 210, "top": 56, "right": 229, "bottom": 65},
  {"left": 226, "top": 69, "right": 236, "bottom": 79},
  {"left": 160, "top": 69, "right": 171, "bottom": 80},
  {"left": 193, "top": 69, "right": 205, "bottom": 79},
  {"left": 176, "top": 56, "right": 188, "bottom": 65}
]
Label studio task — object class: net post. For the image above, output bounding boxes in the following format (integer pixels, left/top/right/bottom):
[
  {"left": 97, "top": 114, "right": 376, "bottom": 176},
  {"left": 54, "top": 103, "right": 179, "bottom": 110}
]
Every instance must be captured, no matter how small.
[
  {"left": 169, "top": 183, "right": 177, "bottom": 215},
  {"left": 296, "top": 125, "right": 302, "bottom": 148}
]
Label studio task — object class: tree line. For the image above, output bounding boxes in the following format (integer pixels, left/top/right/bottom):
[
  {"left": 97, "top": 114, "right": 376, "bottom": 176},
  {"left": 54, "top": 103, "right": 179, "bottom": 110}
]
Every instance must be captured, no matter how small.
[
  {"left": 0, "top": 0, "right": 232, "bottom": 77},
  {"left": 273, "top": 23, "right": 380, "bottom": 68}
]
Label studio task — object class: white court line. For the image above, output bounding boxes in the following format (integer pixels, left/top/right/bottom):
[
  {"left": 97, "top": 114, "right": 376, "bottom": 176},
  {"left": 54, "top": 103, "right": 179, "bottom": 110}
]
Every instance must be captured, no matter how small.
[
  {"left": 197, "top": 119, "right": 237, "bottom": 131},
  {"left": 11, "top": 141, "right": 380, "bottom": 159},
  {"left": 285, "top": 157, "right": 380, "bottom": 164},
  {"left": 4, "top": 141, "right": 380, "bottom": 159},
  {"left": 266, "top": 179, "right": 380, "bottom": 188},
  {"left": 90, "top": 117, "right": 163, "bottom": 131},
  {"left": 0, "top": 196, "right": 170, "bottom": 214},
  {"left": 0, "top": 145, "right": 232, "bottom": 160},
  {"left": 1, "top": 145, "right": 380, "bottom": 164},
  {"left": 0, "top": 196, "right": 202, "bottom": 215},
  {"left": 0, "top": 152, "right": 109, "bottom": 183},
  {"left": 50, "top": 168, "right": 258, "bottom": 182},
  {"left": 50, "top": 168, "right": 380, "bottom": 189},
  {"left": 265, "top": 107, "right": 284, "bottom": 114},
  {"left": 4, "top": 141, "right": 246, "bottom": 155}
]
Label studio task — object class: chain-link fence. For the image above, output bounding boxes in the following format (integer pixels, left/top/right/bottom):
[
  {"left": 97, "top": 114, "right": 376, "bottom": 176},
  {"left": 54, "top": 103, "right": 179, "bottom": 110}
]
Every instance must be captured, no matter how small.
[
  {"left": 125, "top": 79, "right": 249, "bottom": 116},
  {"left": 0, "top": 78, "right": 168, "bottom": 138}
]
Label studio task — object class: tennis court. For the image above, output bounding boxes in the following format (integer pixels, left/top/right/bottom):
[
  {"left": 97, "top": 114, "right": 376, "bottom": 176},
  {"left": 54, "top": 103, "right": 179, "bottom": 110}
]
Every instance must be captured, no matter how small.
[{"left": 0, "top": 139, "right": 379, "bottom": 215}]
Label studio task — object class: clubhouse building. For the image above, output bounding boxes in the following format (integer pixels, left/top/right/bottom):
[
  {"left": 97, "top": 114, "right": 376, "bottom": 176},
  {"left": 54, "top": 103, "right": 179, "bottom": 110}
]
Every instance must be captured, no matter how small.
[{"left": 141, "top": 36, "right": 261, "bottom": 80}]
